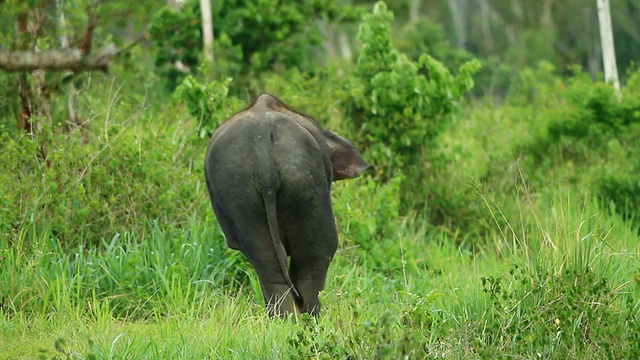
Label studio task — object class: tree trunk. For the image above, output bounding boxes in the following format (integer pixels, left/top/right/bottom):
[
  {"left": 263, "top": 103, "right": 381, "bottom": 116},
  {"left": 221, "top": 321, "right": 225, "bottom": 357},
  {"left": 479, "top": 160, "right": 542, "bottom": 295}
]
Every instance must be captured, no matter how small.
[
  {"left": 16, "top": 12, "right": 33, "bottom": 133},
  {"left": 338, "top": 31, "right": 352, "bottom": 61},
  {"left": 541, "top": 0, "right": 555, "bottom": 27},
  {"left": 409, "top": 0, "right": 421, "bottom": 22},
  {"left": 479, "top": 0, "right": 494, "bottom": 53},
  {"left": 200, "top": 0, "right": 214, "bottom": 63},
  {"left": 58, "top": 1, "right": 88, "bottom": 143},
  {"left": 596, "top": 0, "right": 620, "bottom": 90},
  {"left": 317, "top": 20, "right": 336, "bottom": 60},
  {"left": 166, "top": 0, "right": 181, "bottom": 10},
  {"left": 583, "top": 5, "right": 601, "bottom": 80},
  {"left": 447, "top": 0, "right": 467, "bottom": 47}
]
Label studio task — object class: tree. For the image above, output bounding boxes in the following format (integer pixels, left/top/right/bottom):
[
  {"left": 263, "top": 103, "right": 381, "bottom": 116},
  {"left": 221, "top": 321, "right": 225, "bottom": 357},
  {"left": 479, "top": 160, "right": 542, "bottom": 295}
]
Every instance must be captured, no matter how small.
[
  {"left": 199, "top": 0, "right": 214, "bottom": 63},
  {"left": 597, "top": 0, "right": 620, "bottom": 91},
  {"left": 149, "top": 0, "right": 359, "bottom": 90},
  {"left": 446, "top": 0, "right": 467, "bottom": 48},
  {"left": 0, "top": 1, "right": 163, "bottom": 135},
  {"left": 0, "top": 2, "right": 116, "bottom": 133}
]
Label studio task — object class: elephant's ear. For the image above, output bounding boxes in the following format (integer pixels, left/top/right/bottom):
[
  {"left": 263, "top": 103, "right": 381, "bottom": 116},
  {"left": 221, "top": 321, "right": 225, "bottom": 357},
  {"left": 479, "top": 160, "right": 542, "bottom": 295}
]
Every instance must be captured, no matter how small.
[{"left": 323, "top": 130, "right": 368, "bottom": 181}]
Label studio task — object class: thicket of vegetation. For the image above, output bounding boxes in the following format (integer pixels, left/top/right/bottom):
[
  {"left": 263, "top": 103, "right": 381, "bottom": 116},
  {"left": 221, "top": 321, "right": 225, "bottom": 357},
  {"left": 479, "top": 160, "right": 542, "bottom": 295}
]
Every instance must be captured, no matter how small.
[{"left": 1, "top": 0, "right": 638, "bottom": 358}]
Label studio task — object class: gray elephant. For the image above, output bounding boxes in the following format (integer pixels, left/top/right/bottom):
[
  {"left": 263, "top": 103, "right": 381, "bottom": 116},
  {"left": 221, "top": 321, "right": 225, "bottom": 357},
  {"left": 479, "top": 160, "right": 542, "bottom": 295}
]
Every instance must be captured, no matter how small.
[{"left": 204, "top": 94, "right": 367, "bottom": 316}]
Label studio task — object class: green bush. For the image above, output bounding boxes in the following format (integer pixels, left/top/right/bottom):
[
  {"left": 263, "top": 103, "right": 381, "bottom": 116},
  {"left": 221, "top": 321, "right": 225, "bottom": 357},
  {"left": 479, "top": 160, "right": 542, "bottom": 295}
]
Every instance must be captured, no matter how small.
[
  {"left": 332, "top": 175, "right": 408, "bottom": 274},
  {"left": 393, "top": 17, "right": 475, "bottom": 81},
  {"left": 211, "top": 0, "right": 359, "bottom": 77},
  {"left": 0, "top": 117, "right": 208, "bottom": 246},
  {"left": 477, "top": 264, "right": 639, "bottom": 358},
  {"left": 331, "top": 1, "right": 481, "bottom": 236},
  {"left": 149, "top": 2, "right": 202, "bottom": 91},
  {"left": 594, "top": 158, "right": 640, "bottom": 226},
  {"left": 512, "top": 65, "right": 640, "bottom": 225},
  {"left": 261, "top": 67, "right": 350, "bottom": 133},
  {"left": 287, "top": 291, "right": 443, "bottom": 359},
  {"left": 173, "top": 75, "right": 243, "bottom": 138},
  {"left": 149, "top": 0, "right": 359, "bottom": 91},
  {"left": 348, "top": 2, "right": 480, "bottom": 178}
]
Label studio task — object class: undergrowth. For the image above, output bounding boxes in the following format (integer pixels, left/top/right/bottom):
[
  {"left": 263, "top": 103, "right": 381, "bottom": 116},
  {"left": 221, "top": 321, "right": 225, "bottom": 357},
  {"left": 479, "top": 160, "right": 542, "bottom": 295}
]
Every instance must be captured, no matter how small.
[{"left": 1, "top": 3, "right": 639, "bottom": 359}]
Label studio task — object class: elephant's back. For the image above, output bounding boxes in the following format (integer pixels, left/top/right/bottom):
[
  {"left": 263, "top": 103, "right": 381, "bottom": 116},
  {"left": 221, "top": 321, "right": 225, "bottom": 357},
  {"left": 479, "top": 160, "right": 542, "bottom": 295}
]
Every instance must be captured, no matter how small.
[
  {"left": 206, "top": 109, "right": 323, "bottom": 165},
  {"left": 205, "top": 109, "right": 330, "bottom": 196}
]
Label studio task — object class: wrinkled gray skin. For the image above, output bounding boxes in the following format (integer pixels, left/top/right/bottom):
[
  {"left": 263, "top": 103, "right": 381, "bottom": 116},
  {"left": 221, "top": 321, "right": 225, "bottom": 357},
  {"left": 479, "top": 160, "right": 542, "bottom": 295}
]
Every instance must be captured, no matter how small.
[{"left": 204, "top": 94, "right": 367, "bottom": 317}]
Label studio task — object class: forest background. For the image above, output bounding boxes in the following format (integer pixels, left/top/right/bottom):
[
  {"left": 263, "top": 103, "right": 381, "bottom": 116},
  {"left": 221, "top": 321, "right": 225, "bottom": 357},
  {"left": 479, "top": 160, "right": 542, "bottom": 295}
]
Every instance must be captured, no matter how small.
[{"left": 0, "top": 0, "right": 639, "bottom": 358}]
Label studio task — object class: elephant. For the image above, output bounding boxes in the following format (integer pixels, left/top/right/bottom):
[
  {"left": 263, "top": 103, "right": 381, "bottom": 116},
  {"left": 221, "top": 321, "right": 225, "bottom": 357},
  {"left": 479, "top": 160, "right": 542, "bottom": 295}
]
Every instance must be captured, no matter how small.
[{"left": 204, "top": 94, "right": 367, "bottom": 316}]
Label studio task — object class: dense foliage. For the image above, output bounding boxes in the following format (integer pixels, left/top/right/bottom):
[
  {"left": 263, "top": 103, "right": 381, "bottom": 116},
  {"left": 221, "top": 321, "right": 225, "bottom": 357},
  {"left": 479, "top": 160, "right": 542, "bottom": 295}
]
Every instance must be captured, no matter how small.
[
  {"left": 349, "top": 2, "right": 479, "bottom": 172},
  {"left": 345, "top": 2, "right": 481, "bottom": 221},
  {"left": 0, "top": 1, "right": 639, "bottom": 358},
  {"left": 149, "top": 0, "right": 360, "bottom": 90}
]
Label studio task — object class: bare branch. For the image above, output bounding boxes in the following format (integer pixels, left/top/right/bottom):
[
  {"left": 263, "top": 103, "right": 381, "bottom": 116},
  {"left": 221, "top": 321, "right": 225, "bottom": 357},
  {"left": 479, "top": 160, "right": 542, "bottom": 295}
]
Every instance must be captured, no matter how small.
[{"left": 0, "top": 43, "right": 117, "bottom": 72}]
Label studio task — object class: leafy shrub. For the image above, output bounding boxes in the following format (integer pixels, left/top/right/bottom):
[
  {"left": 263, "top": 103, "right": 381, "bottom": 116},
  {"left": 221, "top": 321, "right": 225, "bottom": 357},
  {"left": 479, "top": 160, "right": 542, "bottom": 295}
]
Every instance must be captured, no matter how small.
[
  {"left": 173, "top": 75, "right": 243, "bottom": 138},
  {"left": 393, "top": 17, "right": 475, "bottom": 79},
  {"left": 262, "top": 67, "right": 351, "bottom": 134},
  {"left": 512, "top": 65, "right": 640, "bottom": 224},
  {"left": 0, "top": 116, "right": 208, "bottom": 246},
  {"left": 149, "top": 2, "right": 202, "bottom": 91},
  {"left": 594, "top": 142, "right": 640, "bottom": 226},
  {"left": 332, "top": 175, "right": 408, "bottom": 274},
  {"left": 477, "top": 264, "right": 639, "bottom": 358},
  {"left": 341, "top": 1, "right": 480, "bottom": 230},
  {"left": 461, "top": 64, "right": 640, "bottom": 240},
  {"left": 287, "top": 291, "right": 444, "bottom": 359},
  {"left": 211, "top": 0, "right": 359, "bottom": 77},
  {"left": 348, "top": 2, "right": 480, "bottom": 175},
  {"left": 149, "top": 0, "right": 359, "bottom": 91},
  {"left": 514, "top": 65, "right": 639, "bottom": 165}
]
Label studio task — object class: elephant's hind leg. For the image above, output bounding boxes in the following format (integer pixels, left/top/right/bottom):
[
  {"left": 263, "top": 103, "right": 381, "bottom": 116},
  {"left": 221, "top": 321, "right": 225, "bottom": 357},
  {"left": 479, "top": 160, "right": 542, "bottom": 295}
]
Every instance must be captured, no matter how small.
[
  {"left": 232, "top": 217, "right": 299, "bottom": 317},
  {"left": 288, "top": 262, "right": 331, "bottom": 315},
  {"left": 286, "top": 200, "right": 339, "bottom": 316}
]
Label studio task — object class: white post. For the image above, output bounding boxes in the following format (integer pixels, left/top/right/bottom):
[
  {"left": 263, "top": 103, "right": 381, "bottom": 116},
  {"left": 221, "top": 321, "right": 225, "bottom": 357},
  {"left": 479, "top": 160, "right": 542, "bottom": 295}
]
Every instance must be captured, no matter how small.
[
  {"left": 597, "top": 0, "right": 619, "bottom": 91},
  {"left": 200, "top": 0, "right": 214, "bottom": 63}
]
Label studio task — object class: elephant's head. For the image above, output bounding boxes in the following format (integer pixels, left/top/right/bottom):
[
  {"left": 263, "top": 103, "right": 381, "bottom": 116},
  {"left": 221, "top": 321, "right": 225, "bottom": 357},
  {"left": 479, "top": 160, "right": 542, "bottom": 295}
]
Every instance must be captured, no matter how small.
[{"left": 323, "top": 130, "right": 368, "bottom": 181}]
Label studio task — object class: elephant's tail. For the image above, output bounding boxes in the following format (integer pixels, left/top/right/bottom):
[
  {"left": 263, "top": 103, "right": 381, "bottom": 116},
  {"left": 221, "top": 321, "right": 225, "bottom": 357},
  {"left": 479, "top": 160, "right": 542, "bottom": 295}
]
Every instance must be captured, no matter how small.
[{"left": 262, "top": 189, "right": 303, "bottom": 306}]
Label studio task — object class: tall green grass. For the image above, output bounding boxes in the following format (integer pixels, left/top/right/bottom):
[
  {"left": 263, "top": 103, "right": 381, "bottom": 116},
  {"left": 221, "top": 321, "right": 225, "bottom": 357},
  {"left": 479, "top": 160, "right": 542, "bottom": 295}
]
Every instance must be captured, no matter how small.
[{"left": 1, "top": 185, "right": 637, "bottom": 358}]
